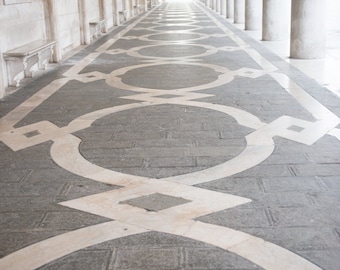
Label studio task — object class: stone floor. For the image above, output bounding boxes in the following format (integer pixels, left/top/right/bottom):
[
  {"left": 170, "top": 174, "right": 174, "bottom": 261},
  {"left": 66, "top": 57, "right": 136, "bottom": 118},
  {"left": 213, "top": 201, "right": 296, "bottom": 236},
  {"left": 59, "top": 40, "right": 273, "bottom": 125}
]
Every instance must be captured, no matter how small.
[{"left": 0, "top": 1, "right": 340, "bottom": 269}]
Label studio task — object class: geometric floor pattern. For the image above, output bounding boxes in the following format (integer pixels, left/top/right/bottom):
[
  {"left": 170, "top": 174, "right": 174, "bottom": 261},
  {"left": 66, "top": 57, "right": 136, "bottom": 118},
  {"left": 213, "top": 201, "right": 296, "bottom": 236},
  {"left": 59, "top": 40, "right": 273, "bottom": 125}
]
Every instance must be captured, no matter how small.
[{"left": 0, "top": 0, "right": 340, "bottom": 269}]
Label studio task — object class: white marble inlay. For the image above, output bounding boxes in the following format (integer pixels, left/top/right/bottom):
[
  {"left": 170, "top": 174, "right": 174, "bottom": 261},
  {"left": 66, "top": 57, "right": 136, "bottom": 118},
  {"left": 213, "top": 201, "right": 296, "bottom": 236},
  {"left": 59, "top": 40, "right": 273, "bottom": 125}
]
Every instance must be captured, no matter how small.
[{"left": 0, "top": 0, "right": 336, "bottom": 269}]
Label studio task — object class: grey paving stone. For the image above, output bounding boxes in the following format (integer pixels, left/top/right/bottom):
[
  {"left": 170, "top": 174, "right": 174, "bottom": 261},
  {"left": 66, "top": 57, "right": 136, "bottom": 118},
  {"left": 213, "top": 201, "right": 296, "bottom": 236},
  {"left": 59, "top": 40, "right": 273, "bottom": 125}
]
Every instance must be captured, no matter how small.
[
  {"left": 184, "top": 248, "right": 262, "bottom": 270},
  {"left": 89, "top": 156, "right": 144, "bottom": 168},
  {"left": 242, "top": 226, "right": 340, "bottom": 251},
  {"left": 121, "top": 64, "right": 219, "bottom": 90},
  {"left": 145, "top": 156, "right": 195, "bottom": 168},
  {"left": 260, "top": 176, "right": 323, "bottom": 193},
  {"left": 248, "top": 192, "right": 311, "bottom": 208},
  {"left": 196, "top": 177, "right": 264, "bottom": 195},
  {"left": 297, "top": 250, "right": 340, "bottom": 270},
  {"left": 319, "top": 176, "right": 340, "bottom": 190},
  {"left": 134, "top": 138, "right": 194, "bottom": 148},
  {"left": 139, "top": 44, "right": 208, "bottom": 58},
  {"left": 39, "top": 211, "right": 111, "bottom": 230},
  {"left": 0, "top": 212, "right": 44, "bottom": 231},
  {"left": 0, "top": 196, "right": 65, "bottom": 212},
  {"left": 113, "top": 166, "right": 209, "bottom": 179},
  {"left": 234, "top": 164, "right": 293, "bottom": 178},
  {"left": 0, "top": 230, "right": 67, "bottom": 258},
  {"left": 0, "top": 142, "right": 55, "bottom": 170},
  {"left": 292, "top": 164, "right": 340, "bottom": 177},
  {"left": 113, "top": 248, "right": 181, "bottom": 269},
  {"left": 267, "top": 207, "right": 333, "bottom": 227},
  {"left": 120, "top": 193, "right": 191, "bottom": 212},
  {"left": 80, "top": 53, "right": 146, "bottom": 75},
  {"left": 0, "top": 167, "right": 33, "bottom": 182},
  {"left": 38, "top": 250, "right": 111, "bottom": 270},
  {"left": 197, "top": 207, "right": 271, "bottom": 228},
  {"left": 261, "top": 153, "right": 310, "bottom": 165}
]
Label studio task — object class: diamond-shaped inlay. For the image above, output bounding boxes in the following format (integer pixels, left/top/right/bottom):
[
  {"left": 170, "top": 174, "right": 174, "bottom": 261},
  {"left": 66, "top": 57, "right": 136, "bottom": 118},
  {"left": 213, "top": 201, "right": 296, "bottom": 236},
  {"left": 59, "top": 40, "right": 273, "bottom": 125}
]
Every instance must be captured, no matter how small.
[
  {"left": 23, "top": 130, "right": 41, "bottom": 138},
  {"left": 288, "top": 125, "right": 304, "bottom": 132},
  {"left": 156, "top": 94, "right": 182, "bottom": 99},
  {"left": 120, "top": 193, "right": 191, "bottom": 212}
]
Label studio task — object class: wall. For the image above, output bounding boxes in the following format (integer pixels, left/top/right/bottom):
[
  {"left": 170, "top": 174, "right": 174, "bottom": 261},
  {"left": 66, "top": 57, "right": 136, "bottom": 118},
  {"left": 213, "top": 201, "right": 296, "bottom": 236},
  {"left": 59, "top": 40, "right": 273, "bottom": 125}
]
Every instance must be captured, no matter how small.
[
  {"left": 57, "top": 0, "right": 81, "bottom": 56},
  {"left": 0, "top": 0, "right": 147, "bottom": 98},
  {"left": 0, "top": 0, "right": 46, "bottom": 98},
  {"left": 87, "top": 0, "right": 101, "bottom": 21}
]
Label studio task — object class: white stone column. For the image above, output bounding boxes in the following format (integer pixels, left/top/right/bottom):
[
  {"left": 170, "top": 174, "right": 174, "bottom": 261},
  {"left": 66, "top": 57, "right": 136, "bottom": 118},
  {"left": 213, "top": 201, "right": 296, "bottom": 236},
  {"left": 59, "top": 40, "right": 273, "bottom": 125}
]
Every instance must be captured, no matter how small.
[
  {"left": 227, "top": 0, "right": 234, "bottom": 18},
  {"left": 216, "top": 0, "right": 221, "bottom": 13},
  {"left": 234, "top": 0, "right": 245, "bottom": 23},
  {"left": 100, "top": 0, "right": 109, "bottom": 32},
  {"left": 78, "top": 0, "right": 91, "bottom": 45},
  {"left": 211, "top": 0, "right": 216, "bottom": 10},
  {"left": 262, "top": 0, "right": 290, "bottom": 41},
  {"left": 290, "top": 0, "right": 326, "bottom": 59},
  {"left": 221, "top": 0, "right": 227, "bottom": 16},
  {"left": 48, "top": 0, "right": 62, "bottom": 61},
  {"left": 112, "top": 0, "right": 120, "bottom": 25},
  {"left": 245, "top": 0, "right": 262, "bottom": 30}
]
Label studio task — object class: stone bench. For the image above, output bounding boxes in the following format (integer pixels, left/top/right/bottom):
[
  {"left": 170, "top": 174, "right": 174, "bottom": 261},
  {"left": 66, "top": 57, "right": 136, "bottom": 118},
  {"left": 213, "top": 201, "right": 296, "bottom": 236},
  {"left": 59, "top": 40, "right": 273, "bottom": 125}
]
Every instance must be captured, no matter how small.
[
  {"left": 3, "top": 40, "right": 56, "bottom": 87},
  {"left": 118, "top": 10, "right": 128, "bottom": 23},
  {"left": 89, "top": 20, "right": 106, "bottom": 41}
]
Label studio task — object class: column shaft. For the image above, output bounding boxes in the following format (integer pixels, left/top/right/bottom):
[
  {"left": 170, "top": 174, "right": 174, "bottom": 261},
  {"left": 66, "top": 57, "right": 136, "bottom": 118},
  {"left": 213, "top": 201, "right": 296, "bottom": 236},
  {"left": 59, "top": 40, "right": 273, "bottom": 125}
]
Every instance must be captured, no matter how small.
[
  {"left": 227, "top": 0, "right": 234, "bottom": 18},
  {"left": 216, "top": 0, "right": 221, "bottom": 12},
  {"left": 245, "top": 0, "right": 262, "bottom": 30},
  {"left": 262, "top": 0, "right": 290, "bottom": 41},
  {"left": 234, "top": 0, "right": 245, "bottom": 23},
  {"left": 290, "top": 0, "right": 325, "bottom": 59},
  {"left": 79, "top": 0, "right": 91, "bottom": 45},
  {"left": 100, "top": 0, "right": 109, "bottom": 32},
  {"left": 221, "top": 0, "right": 227, "bottom": 16},
  {"left": 48, "top": 0, "right": 62, "bottom": 61}
]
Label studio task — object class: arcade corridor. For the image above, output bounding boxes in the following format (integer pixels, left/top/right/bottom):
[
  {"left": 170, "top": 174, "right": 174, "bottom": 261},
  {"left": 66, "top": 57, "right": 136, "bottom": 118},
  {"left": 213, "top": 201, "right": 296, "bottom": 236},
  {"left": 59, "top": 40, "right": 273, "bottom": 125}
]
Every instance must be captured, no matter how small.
[{"left": 0, "top": 1, "right": 340, "bottom": 269}]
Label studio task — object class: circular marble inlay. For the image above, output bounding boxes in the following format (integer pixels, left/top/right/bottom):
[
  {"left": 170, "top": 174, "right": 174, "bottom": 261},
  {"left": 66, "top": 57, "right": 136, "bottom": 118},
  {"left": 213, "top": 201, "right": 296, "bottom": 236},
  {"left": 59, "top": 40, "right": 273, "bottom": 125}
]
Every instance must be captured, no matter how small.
[
  {"left": 138, "top": 44, "right": 207, "bottom": 58},
  {"left": 120, "top": 64, "right": 219, "bottom": 90},
  {"left": 148, "top": 33, "right": 201, "bottom": 41},
  {"left": 158, "top": 20, "right": 196, "bottom": 25},
  {"left": 153, "top": 25, "right": 198, "bottom": 31},
  {"left": 78, "top": 104, "right": 248, "bottom": 179}
]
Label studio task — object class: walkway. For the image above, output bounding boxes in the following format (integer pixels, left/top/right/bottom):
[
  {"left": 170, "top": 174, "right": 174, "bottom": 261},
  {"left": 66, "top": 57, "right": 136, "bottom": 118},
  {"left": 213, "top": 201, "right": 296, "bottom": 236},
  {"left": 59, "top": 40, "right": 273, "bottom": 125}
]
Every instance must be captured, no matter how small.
[{"left": 0, "top": 1, "right": 340, "bottom": 269}]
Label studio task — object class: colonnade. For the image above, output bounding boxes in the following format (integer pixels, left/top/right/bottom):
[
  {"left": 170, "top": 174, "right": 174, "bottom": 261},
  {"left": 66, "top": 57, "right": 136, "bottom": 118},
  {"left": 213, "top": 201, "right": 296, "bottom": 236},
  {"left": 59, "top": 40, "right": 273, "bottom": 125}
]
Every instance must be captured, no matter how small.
[{"left": 202, "top": 0, "right": 326, "bottom": 59}]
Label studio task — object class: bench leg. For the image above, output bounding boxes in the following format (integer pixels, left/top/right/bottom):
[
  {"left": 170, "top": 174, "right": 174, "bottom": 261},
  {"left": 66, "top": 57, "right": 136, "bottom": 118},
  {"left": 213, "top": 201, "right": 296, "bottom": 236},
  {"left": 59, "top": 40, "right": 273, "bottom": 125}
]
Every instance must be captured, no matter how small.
[
  {"left": 38, "top": 47, "right": 53, "bottom": 70},
  {"left": 25, "top": 54, "right": 39, "bottom": 78},
  {"left": 5, "top": 58, "right": 26, "bottom": 87}
]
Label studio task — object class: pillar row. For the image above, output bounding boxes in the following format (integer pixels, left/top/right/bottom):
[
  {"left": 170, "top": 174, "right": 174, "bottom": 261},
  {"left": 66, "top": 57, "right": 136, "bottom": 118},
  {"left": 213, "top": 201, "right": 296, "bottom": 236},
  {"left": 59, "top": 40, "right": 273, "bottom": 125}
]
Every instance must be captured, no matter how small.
[
  {"left": 245, "top": 0, "right": 262, "bottom": 30},
  {"left": 290, "top": 0, "right": 326, "bottom": 59}
]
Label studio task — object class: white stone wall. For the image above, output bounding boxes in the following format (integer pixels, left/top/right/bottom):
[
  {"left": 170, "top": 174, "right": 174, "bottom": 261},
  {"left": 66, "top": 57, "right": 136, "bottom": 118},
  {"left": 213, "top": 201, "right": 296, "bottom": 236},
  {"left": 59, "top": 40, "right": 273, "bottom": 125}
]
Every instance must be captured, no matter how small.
[
  {"left": 57, "top": 0, "right": 81, "bottom": 55},
  {"left": 0, "top": 0, "right": 46, "bottom": 97},
  {"left": 0, "top": 1, "right": 46, "bottom": 49},
  {"left": 87, "top": 0, "right": 101, "bottom": 22},
  {"left": 0, "top": 0, "right": 140, "bottom": 98}
]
